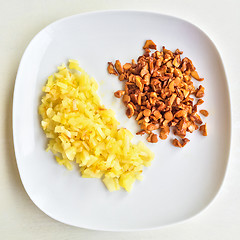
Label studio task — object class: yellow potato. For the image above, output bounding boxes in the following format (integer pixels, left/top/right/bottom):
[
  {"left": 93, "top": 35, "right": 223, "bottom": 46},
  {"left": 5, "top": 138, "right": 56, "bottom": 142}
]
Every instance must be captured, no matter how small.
[{"left": 39, "top": 60, "right": 154, "bottom": 192}]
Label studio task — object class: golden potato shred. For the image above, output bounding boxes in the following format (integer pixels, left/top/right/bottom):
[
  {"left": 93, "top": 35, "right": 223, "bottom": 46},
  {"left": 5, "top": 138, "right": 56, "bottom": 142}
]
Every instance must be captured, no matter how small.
[{"left": 39, "top": 60, "right": 154, "bottom": 192}]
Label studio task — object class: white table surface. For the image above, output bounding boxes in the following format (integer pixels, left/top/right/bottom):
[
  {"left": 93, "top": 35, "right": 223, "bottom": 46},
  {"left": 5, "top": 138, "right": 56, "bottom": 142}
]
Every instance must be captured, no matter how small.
[{"left": 1, "top": 0, "right": 240, "bottom": 239}]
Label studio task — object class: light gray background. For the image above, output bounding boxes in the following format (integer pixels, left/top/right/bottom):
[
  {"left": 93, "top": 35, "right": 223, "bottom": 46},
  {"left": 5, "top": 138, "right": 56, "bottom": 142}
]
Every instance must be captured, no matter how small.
[{"left": 1, "top": 0, "right": 239, "bottom": 239}]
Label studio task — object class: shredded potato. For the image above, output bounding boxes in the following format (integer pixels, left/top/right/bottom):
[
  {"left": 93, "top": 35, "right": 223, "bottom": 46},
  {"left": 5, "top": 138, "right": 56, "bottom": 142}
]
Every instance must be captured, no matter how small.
[{"left": 39, "top": 60, "right": 154, "bottom": 192}]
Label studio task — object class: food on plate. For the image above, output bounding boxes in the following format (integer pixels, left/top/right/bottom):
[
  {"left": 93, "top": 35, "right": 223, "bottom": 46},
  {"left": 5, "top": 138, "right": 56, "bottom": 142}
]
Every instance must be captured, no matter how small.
[
  {"left": 107, "top": 40, "right": 208, "bottom": 147},
  {"left": 199, "top": 109, "right": 209, "bottom": 117},
  {"left": 39, "top": 60, "right": 154, "bottom": 192},
  {"left": 172, "top": 138, "right": 190, "bottom": 148},
  {"left": 199, "top": 123, "right": 207, "bottom": 136}
]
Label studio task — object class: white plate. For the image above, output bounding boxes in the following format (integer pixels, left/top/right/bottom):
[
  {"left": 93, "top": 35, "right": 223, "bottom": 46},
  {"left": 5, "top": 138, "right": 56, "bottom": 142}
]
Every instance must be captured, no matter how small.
[{"left": 13, "top": 10, "right": 231, "bottom": 231}]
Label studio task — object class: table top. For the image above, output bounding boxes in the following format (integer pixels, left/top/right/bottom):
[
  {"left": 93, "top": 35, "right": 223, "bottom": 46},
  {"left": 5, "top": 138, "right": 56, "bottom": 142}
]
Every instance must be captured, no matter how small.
[{"left": 1, "top": 0, "right": 240, "bottom": 239}]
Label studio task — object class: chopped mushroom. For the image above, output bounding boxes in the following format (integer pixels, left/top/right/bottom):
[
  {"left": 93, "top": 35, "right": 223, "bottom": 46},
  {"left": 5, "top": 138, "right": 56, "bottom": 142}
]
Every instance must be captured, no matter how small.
[
  {"left": 114, "top": 60, "right": 123, "bottom": 75},
  {"left": 143, "top": 40, "right": 157, "bottom": 49},
  {"left": 182, "top": 138, "right": 190, "bottom": 147},
  {"left": 107, "top": 62, "right": 118, "bottom": 75},
  {"left": 172, "top": 138, "right": 182, "bottom": 148},
  {"left": 199, "top": 123, "right": 207, "bottom": 136},
  {"left": 200, "top": 109, "right": 209, "bottom": 117},
  {"left": 107, "top": 40, "right": 208, "bottom": 147},
  {"left": 147, "top": 133, "right": 158, "bottom": 143}
]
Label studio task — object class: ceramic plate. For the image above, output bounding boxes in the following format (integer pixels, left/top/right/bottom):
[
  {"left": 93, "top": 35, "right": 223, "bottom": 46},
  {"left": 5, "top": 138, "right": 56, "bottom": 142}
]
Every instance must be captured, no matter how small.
[{"left": 13, "top": 10, "right": 231, "bottom": 231}]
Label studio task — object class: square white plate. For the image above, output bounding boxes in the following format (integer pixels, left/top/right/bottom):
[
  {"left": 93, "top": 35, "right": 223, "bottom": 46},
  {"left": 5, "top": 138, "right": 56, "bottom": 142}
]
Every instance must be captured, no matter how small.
[{"left": 13, "top": 10, "right": 231, "bottom": 231}]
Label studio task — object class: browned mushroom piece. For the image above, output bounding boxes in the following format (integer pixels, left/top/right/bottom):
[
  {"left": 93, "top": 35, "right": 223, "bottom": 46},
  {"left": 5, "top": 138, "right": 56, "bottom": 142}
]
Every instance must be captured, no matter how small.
[
  {"left": 114, "top": 90, "right": 125, "bottom": 98},
  {"left": 107, "top": 62, "right": 118, "bottom": 75},
  {"left": 196, "top": 99, "right": 204, "bottom": 105},
  {"left": 195, "top": 85, "right": 205, "bottom": 98},
  {"left": 199, "top": 124, "right": 207, "bottom": 136},
  {"left": 114, "top": 60, "right": 123, "bottom": 75},
  {"left": 136, "top": 130, "right": 146, "bottom": 136},
  {"left": 159, "top": 126, "right": 170, "bottom": 140},
  {"left": 147, "top": 133, "right": 158, "bottom": 143},
  {"left": 172, "top": 138, "right": 182, "bottom": 148},
  {"left": 191, "top": 70, "right": 204, "bottom": 81},
  {"left": 143, "top": 40, "right": 157, "bottom": 50},
  {"left": 182, "top": 138, "right": 190, "bottom": 147},
  {"left": 126, "top": 103, "right": 134, "bottom": 118},
  {"left": 122, "top": 94, "right": 130, "bottom": 105},
  {"left": 199, "top": 109, "right": 209, "bottom": 117},
  {"left": 107, "top": 40, "right": 208, "bottom": 145}
]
